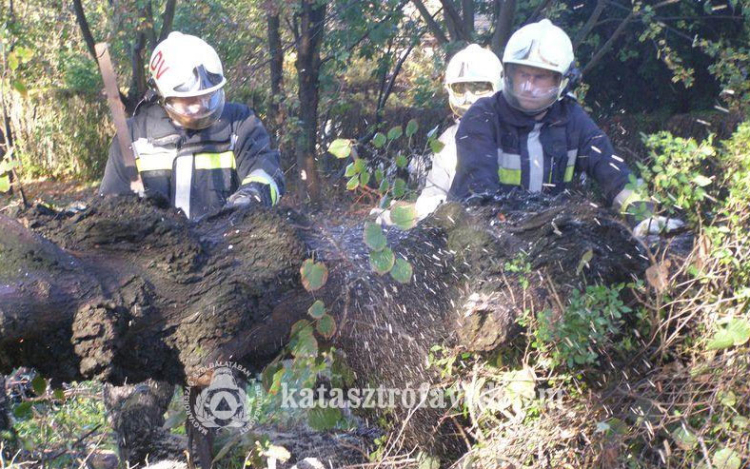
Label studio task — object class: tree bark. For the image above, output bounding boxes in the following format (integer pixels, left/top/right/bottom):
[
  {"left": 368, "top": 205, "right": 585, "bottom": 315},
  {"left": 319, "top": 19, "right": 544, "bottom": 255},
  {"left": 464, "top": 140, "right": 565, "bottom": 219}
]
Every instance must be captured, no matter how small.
[
  {"left": 582, "top": 11, "right": 635, "bottom": 76},
  {"left": 267, "top": 3, "right": 285, "bottom": 144},
  {"left": 0, "top": 193, "right": 650, "bottom": 461},
  {"left": 293, "top": 0, "right": 326, "bottom": 202},
  {"left": 573, "top": 0, "right": 607, "bottom": 50},
  {"left": 72, "top": 0, "right": 97, "bottom": 63},
  {"left": 490, "top": 0, "right": 516, "bottom": 57},
  {"left": 440, "top": 0, "right": 468, "bottom": 42},
  {"left": 158, "top": 0, "right": 178, "bottom": 43},
  {"left": 410, "top": 0, "right": 449, "bottom": 45},
  {"left": 462, "top": 0, "right": 474, "bottom": 39}
]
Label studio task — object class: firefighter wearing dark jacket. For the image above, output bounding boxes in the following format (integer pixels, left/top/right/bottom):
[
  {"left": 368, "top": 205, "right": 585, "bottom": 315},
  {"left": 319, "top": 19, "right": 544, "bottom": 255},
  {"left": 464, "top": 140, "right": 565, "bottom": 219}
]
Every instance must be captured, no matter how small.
[
  {"left": 100, "top": 32, "right": 284, "bottom": 220},
  {"left": 449, "top": 20, "right": 683, "bottom": 237}
]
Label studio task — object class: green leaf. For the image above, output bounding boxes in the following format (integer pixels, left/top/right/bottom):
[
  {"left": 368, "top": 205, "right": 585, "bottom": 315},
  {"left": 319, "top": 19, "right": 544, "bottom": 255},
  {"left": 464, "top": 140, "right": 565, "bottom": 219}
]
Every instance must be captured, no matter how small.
[
  {"left": 52, "top": 388, "right": 65, "bottom": 401},
  {"left": 391, "top": 204, "right": 417, "bottom": 230},
  {"left": 429, "top": 139, "right": 445, "bottom": 154},
  {"left": 300, "top": 259, "right": 329, "bottom": 291},
  {"left": 290, "top": 319, "right": 313, "bottom": 338},
  {"left": 0, "top": 175, "right": 9, "bottom": 192},
  {"left": 576, "top": 249, "right": 594, "bottom": 275},
  {"left": 719, "top": 391, "right": 736, "bottom": 407},
  {"left": 344, "top": 163, "right": 357, "bottom": 177},
  {"left": 693, "top": 175, "right": 712, "bottom": 187},
  {"left": 353, "top": 158, "right": 367, "bottom": 173},
  {"left": 308, "top": 406, "right": 342, "bottom": 431},
  {"left": 31, "top": 375, "right": 46, "bottom": 396},
  {"left": 360, "top": 171, "right": 371, "bottom": 186},
  {"left": 378, "top": 179, "right": 390, "bottom": 194},
  {"left": 8, "top": 52, "right": 18, "bottom": 71},
  {"left": 370, "top": 247, "right": 395, "bottom": 275},
  {"left": 390, "top": 258, "right": 413, "bottom": 284},
  {"left": 387, "top": 126, "right": 403, "bottom": 140},
  {"left": 364, "top": 222, "right": 388, "bottom": 251},
  {"left": 328, "top": 139, "right": 352, "bottom": 159},
  {"left": 372, "top": 133, "right": 387, "bottom": 148},
  {"left": 13, "top": 402, "right": 32, "bottom": 419},
  {"left": 375, "top": 168, "right": 384, "bottom": 183},
  {"left": 392, "top": 178, "right": 406, "bottom": 198},
  {"left": 346, "top": 175, "right": 360, "bottom": 190},
  {"left": 672, "top": 425, "right": 698, "bottom": 450},
  {"left": 308, "top": 300, "right": 326, "bottom": 319},
  {"left": 316, "top": 314, "right": 337, "bottom": 339},
  {"left": 291, "top": 328, "right": 318, "bottom": 358},
  {"left": 707, "top": 318, "right": 750, "bottom": 350},
  {"left": 15, "top": 47, "right": 33, "bottom": 62},
  {"left": 0, "top": 160, "right": 18, "bottom": 173},
  {"left": 395, "top": 154, "right": 408, "bottom": 169},
  {"left": 406, "top": 119, "right": 419, "bottom": 138},
  {"left": 12, "top": 80, "right": 28, "bottom": 97},
  {"left": 712, "top": 448, "right": 741, "bottom": 469}
]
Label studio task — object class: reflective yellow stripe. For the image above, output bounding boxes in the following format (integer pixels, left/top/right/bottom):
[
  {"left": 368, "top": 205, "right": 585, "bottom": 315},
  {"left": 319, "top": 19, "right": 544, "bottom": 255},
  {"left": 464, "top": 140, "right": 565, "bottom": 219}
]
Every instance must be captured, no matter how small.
[
  {"left": 241, "top": 175, "right": 279, "bottom": 205},
  {"left": 498, "top": 168, "right": 522, "bottom": 186},
  {"left": 136, "top": 155, "right": 174, "bottom": 172},
  {"left": 194, "top": 151, "right": 236, "bottom": 170},
  {"left": 564, "top": 165, "right": 575, "bottom": 182}
]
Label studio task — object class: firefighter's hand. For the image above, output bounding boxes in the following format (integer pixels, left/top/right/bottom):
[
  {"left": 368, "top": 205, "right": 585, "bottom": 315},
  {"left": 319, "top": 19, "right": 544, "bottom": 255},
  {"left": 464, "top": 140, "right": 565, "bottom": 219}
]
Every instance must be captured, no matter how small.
[
  {"left": 633, "top": 216, "right": 685, "bottom": 239},
  {"left": 225, "top": 183, "right": 273, "bottom": 209}
]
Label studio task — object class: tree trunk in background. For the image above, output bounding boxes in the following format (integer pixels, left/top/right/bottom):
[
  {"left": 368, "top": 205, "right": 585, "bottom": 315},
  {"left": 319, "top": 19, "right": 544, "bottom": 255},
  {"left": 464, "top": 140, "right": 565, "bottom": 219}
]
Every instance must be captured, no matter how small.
[
  {"left": 491, "top": 0, "right": 516, "bottom": 57},
  {"left": 129, "top": 32, "right": 148, "bottom": 104},
  {"left": 573, "top": 0, "right": 606, "bottom": 50},
  {"left": 462, "top": 0, "right": 474, "bottom": 39},
  {"left": 294, "top": 0, "right": 325, "bottom": 202},
  {"left": 158, "top": 0, "right": 177, "bottom": 42},
  {"left": 410, "top": 0, "right": 449, "bottom": 45},
  {"left": 267, "top": 4, "right": 284, "bottom": 146}
]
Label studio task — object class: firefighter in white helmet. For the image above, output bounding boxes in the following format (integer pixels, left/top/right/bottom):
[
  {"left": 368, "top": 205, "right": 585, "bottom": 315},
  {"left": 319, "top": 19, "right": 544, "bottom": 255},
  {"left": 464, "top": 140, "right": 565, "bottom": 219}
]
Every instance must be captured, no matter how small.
[
  {"left": 412, "top": 44, "right": 503, "bottom": 220},
  {"left": 100, "top": 32, "right": 284, "bottom": 220},
  {"left": 450, "top": 20, "right": 682, "bottom": 238}
]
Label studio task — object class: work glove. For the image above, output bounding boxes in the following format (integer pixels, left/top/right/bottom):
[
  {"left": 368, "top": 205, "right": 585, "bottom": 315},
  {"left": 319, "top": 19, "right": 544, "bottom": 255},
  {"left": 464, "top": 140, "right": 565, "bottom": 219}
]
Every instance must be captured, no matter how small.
[
  {"left": 633, "top": 216, "right": 685, "bottom": 238},
  {"left": 224, "top": 182, "right": 273, "bottom": 209}
]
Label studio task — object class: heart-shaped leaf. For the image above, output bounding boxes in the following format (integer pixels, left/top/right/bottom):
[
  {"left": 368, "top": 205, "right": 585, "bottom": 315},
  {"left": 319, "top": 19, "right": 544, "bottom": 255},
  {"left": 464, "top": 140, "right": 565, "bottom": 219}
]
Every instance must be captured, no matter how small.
[
  {"left": 308, "top": 300, "right": 326, "bottom": 319},
  {"left": 364, "top": 222, "right": 388, "bottom": 251},
  {"left": 328, "top": 139, "right": 352, "bottom": 159},
  {"left": 391, "top": 204, "right": 417, "bottom": 230},
  {"left": 390, "top": 258, "right": 413, "bottom": 284},
  {"left": 316, "top": 314, "right": 337, "bottom": 339},
  {"left": 300, "top": 259, "right": 328, "bottom": 291},
  {"left": 370, "top": 247, "right": 395, "bottom": 275}
]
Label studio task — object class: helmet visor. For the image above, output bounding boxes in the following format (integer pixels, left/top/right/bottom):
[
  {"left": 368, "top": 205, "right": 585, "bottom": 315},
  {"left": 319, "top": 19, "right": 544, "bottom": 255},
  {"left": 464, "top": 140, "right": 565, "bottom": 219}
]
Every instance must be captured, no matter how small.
[
  {"left": 164, "top": 89, "right": 225, "bottom": 129},
  {"left": 502, "top": 63, "right": 561, "bottom": 115},
  {"left": 448, "top": 82, "right": 494, "bottom": 98}
]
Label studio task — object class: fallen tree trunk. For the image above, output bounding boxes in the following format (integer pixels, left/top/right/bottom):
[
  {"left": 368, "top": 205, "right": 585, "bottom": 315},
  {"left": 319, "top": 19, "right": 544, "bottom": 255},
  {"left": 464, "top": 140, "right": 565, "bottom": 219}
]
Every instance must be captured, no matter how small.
[{"left": 0, "top": 193, "right": 649, "bottom": 463}]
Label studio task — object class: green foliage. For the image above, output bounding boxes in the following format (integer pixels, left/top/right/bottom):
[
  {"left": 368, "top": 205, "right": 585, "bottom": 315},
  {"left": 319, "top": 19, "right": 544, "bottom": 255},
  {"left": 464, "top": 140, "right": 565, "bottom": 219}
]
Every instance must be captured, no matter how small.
[
  {"left": 390, "top": 257, "right": 413, "bottom": 284},
  {"left": 706, "top": 318, "right": 750, "bottom": 351},
  {"left": 300, "top": 258, "right": 329, "bottom": 291},
  {"left": 531, "top": 284, "right": 632, "bottom": 369},
  {"left": 639, "top": 132, "right": 717, "bottom": 219}
]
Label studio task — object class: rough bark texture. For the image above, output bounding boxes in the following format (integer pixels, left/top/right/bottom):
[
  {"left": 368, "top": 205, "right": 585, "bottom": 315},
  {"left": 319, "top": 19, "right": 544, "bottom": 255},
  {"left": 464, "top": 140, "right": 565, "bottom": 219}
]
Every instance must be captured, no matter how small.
[{"left": 0, "top": 192, "right": 650, "bottom": 464}]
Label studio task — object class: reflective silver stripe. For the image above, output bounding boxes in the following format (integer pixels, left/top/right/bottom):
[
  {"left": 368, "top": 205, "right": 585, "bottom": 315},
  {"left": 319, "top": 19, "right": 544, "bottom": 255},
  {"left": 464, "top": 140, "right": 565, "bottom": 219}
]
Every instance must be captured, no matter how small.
[
  {"left": 174, "top": 155, "right": 193, "bottom": 218},
  {"left": 133, "top": 138, "right": 178, "bottom": 172},
  {"left": 567, "top": 149, "right": 578, "bottom": 167},
  {"left": 497, "top": 150, "right": 522, "bottom": 170},
  {"left": 528, "top": 123, "right": 544, "bottom": 192}
]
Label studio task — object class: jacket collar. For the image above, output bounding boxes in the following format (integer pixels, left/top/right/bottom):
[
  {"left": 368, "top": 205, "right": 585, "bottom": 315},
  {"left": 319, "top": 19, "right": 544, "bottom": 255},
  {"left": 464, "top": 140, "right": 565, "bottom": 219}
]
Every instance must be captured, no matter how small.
[{"left": 495, "top": 93, "right": 571, "bottom": 128}]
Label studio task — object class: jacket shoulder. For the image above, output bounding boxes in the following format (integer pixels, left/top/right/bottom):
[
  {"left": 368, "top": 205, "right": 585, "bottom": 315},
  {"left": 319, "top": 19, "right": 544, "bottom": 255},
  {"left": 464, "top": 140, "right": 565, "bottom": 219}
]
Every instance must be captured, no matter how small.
[{"left": 223, "top": 102, "right": 255, "bottom": 122}]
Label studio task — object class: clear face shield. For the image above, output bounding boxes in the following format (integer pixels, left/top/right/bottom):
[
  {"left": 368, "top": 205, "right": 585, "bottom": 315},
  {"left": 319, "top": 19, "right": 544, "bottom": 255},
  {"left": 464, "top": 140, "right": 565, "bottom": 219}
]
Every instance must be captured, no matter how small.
[
  {"left": 164, "top": 88, "right": 225, "bottom": 130},
  {"left": 448, "top": 81, "right": 495, "bottom": 116},
  {"left": 502, "top": 63, "right": 562, "bottom": 115}
]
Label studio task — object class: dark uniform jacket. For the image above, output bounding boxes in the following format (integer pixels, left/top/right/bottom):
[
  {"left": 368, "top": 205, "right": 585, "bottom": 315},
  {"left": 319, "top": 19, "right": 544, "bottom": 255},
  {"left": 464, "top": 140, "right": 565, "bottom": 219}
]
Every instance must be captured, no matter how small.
[
  {"left": 449, "top": 93, "right": 642, "bottom": 212},
  {"left": 100, "top": 101, "right": 284, "bottom": 219}
]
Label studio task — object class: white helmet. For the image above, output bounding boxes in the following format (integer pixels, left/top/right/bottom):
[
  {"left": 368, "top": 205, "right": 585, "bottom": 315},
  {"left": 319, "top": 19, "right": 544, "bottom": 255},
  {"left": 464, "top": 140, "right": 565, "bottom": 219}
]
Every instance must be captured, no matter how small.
[
  {"left": 149, "top": 32, "right": 227, "bottom": 129},
  {"left": 445, "top": 44, "right": 503, "bottom": 116},
  {"left": 501, "top": 19, "right": 574, "bottom": 115}
]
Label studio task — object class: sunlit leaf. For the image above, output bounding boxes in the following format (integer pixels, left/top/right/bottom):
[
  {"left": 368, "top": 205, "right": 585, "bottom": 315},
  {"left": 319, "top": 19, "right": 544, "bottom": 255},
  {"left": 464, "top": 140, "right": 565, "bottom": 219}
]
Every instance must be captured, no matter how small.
[
  {"left": 344, "top": 163, "right": 357, "bottom": 177},
  {"left": 316, "top": 314, "right": 337, "bottom": 339},
  {"left": 429, "top": 139, "right": 445, "bottom": 154},
  {"left": 712, "top": 448, "right": 741, "bottom": 469},
  {"left": 12, "top": 80, "right": 28, "bottom": 97},
  {"left": 370, "top": 247, "right": 395, "bottom": 275},
  {"left": 364, "top": 222, "right": 388, "bottom": 251},
  {"left": 693, "top": 175, "right": 712, "bottom": 187},
  {"left": 346, "top": 175, "right": 360, "bottom": 190},
  {"left": 391, "top": 203, "right": 417, "bottom": 230},
  {"left": 390, "top": 258, "right": 413, "bottom": 284},
  {"left": 707, "top": 318, "right": 750, "bottom": 350},
  {"left": 307, "top": 300, "right": 326, "bottom": 319},
  {"left": 0, "top": 175, "right": 9, "bottom": 192},
  {"left": 395, "top": 154, "right": 408, "bottom": 168},
  {"left": 300, "top": 259, "right": 328, "bottom": 291},
  {"left": 672, "top": 425, "right": 698, "bottom": 450},
  {"left": 8, "top": 52, "right": 18, "bottom": 71},
  {"left": 360, "top": 171, "right": 371, "bottom": 186},
  {"left": 328, "top": 139, "right": 352, "bottom": 159},
  {"left": 353, "top": 158, "right": 367, "bottom": 173}
]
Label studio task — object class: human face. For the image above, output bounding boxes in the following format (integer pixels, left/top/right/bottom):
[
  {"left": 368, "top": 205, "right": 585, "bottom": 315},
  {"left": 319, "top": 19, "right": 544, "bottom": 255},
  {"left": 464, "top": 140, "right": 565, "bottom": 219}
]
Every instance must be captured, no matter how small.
[
  {"left": 163, "top": 89, "right": 225, "bottom": 129},
  {"left": 506, "top": 64, "right": 561, "bottom": 113}
]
